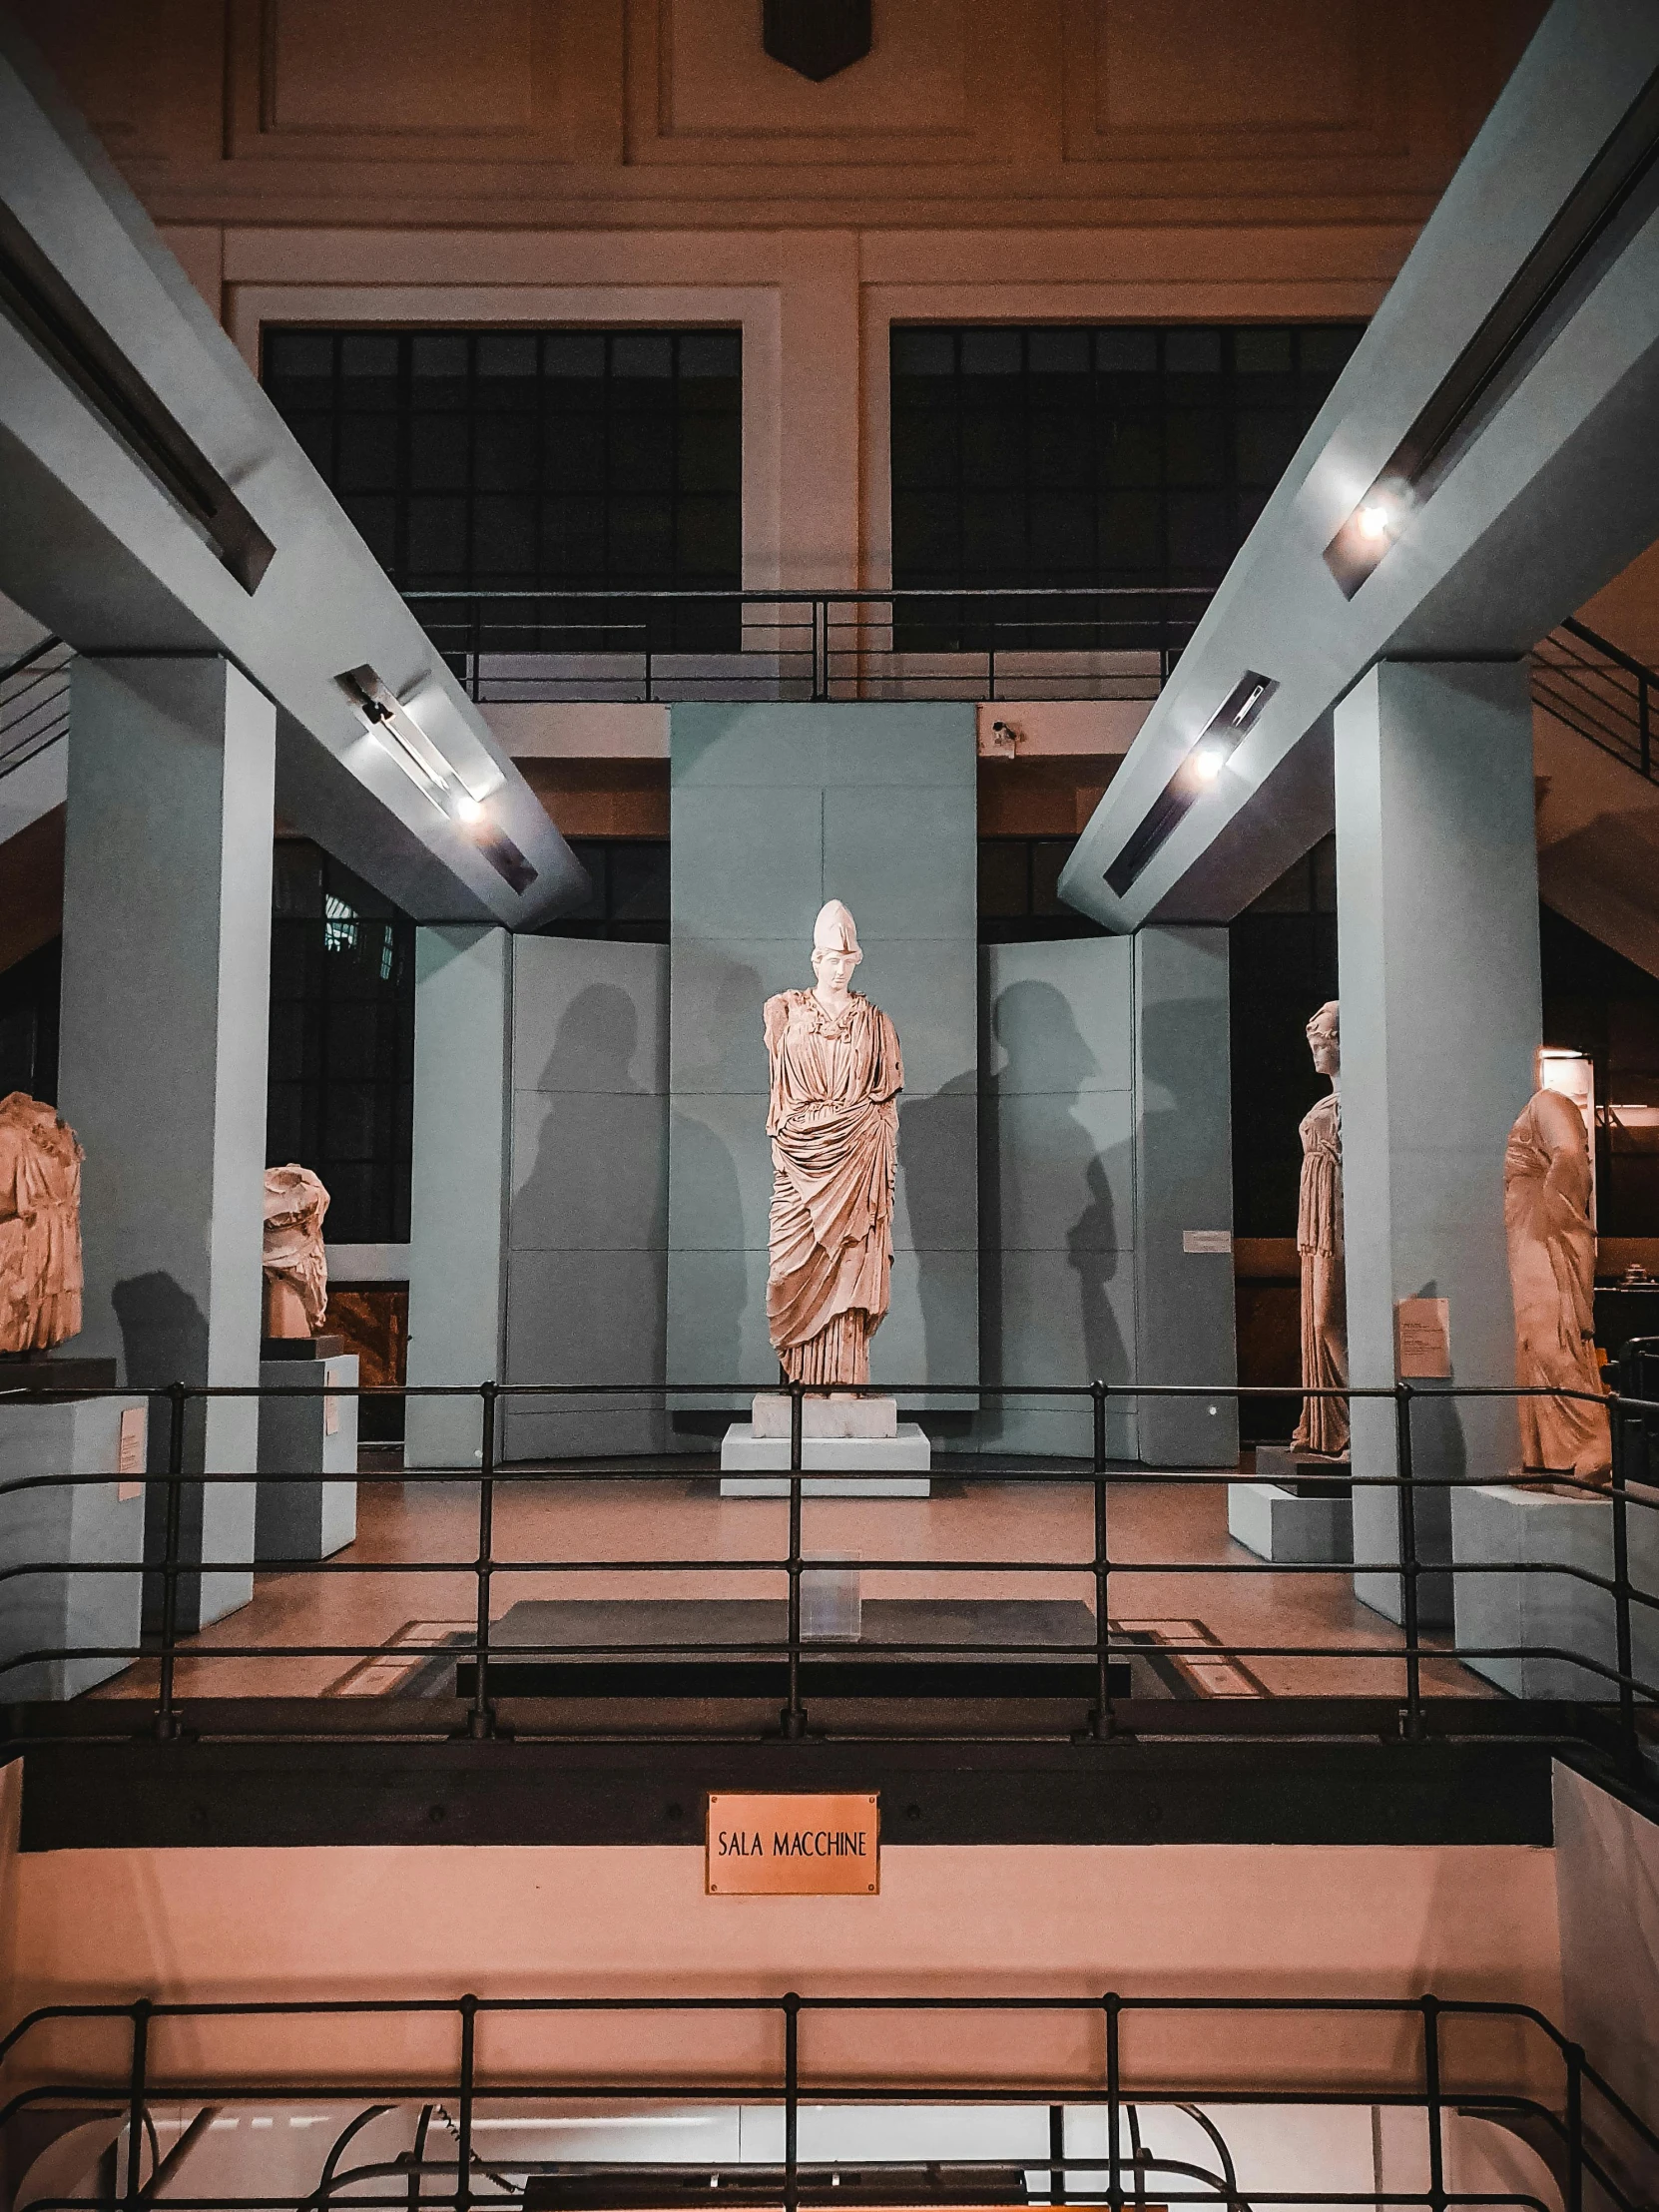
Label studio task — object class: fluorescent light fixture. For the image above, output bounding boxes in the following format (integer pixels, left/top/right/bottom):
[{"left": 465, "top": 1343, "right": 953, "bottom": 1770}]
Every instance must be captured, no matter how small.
[
  {"left": 336, "top": 664, "right": 538, "bottom": 895},
  {"left": 1104, "top": 669, "right": 1279, "bottom": 898}
]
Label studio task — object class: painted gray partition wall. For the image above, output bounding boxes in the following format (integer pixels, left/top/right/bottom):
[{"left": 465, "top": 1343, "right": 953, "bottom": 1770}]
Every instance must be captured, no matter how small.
[
  {"left": 503, "top": 939, "right": 674, "bottom": 1459},
  {"left": 978, "top": 938, "right": 1139, "bottom": 1460},
  {"left": 405, "top": 926, "right": 510, "bottom": 1471},
  {"left": 975, "top": 930, "right": 1236, "bottom": 1465},
  {"left": 1336, "top": 662, "right": 1539, "bottom": 1625},
  {"left": 60, "top": 656, "right": 275, "bottom": 1631},
  {"left": 667, "top": 705, "right": 979, "bottom": 1400},
  {"left": 1132, "top": 927, "right": 1240, "bottom": 1468}
]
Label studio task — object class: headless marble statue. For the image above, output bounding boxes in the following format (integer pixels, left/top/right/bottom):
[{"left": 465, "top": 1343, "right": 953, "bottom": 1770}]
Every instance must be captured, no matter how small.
[
  {"left": 263, "top": 1164, "right": 330, "bottom": 1340},
  {"left": 764, "top": 900, "right": 902, "bottom": 1388},
  {"left": 1504, "top": 1080, "right": 1611, "bottom": 1484},
  {"left": 1292, "top": 1001, "right": 1349, "bottom": 1459},
  {"left": 0, "top": 1092, "right": 85, "bottom": 1354}
]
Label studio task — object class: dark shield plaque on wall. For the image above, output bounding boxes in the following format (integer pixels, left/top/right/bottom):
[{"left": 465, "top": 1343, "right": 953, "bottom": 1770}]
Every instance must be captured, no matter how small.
[{"left": 763, "top": 0, "right": 872, "bottom": 81}]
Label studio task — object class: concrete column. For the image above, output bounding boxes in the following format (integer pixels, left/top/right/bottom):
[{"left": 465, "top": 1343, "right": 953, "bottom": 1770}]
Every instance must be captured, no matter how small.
[
  {"left": 405, "top": 925, "right": 511, "bottom": 1469},
  {"left": 1335, "top": 661, "right": 1539, "bottom": 1625},
  {"left": 59, "top": 655, "right": 276, "bottom": 1631},
  {"left": 1132, "top": 926, "right": 1239, "bottom": 1467}
]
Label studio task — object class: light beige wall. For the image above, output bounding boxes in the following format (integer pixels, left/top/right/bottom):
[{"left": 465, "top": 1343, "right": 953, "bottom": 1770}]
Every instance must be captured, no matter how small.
[
  {"left": 10, "top": 2, "right": 1549, "bottom": 592},
  {"left": 2, "top": 1821, "right": 1563, "bottom": 2101}
]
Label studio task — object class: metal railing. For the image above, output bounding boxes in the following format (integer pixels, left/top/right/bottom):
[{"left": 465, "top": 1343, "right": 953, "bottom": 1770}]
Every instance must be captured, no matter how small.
[
  {"left": 401, "top": 589, "right": 1213, "bottom": 705},
  {"left": 0, "top": 633, "right": 71, "bottom": 781},
  {"left": 1531, "top": 616, "right": 1658, "bottom": 783},
  {"left": 1, "top": 1376, "right": 1656, "bottom": 1768},
  {"left": 1, "top": 1987, "right": 1655, "bottom": 2212}
]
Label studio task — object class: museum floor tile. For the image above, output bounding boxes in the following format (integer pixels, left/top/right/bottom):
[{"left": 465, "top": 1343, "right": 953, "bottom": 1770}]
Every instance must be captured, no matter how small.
[{"left": 94, "top": 1463, "right": 1489, "bottom": 1705}]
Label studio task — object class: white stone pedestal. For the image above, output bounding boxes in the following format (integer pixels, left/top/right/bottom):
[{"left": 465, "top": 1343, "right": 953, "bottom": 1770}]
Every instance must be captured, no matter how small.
[
  {"left": 721, "top": 1396, "right": 930, "bottom": 1496},
  {"left": 0, "top": 1396, "right": 149, "bottom": 1699},
  {"left": 256, "top": 1354, "right": 359, "bottom": 1562},
  {"left": 1451, "top": 1481, "right": 1659, "bottom": 1700},
  {"left": 1228, "top": 1481, "right": 1354, "bottom": 1564}
]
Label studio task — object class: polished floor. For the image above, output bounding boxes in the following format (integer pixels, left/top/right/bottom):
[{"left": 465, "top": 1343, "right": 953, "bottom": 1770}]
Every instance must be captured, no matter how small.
[{"left": 99, "top": 1456, "right": 1486, "bottom": 1705}]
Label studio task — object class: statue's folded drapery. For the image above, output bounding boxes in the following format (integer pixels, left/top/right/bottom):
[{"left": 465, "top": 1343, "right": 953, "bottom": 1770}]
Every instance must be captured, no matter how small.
[
  {"left": 765, "top": 988, "right": 902, "bottom": 1386},
  {"left": 1292, "top": 1089, "right": 1349, "bottom": 1458},
  {"left": 0, "top": 1092, "right": 85, "bottom": 1354},
  {"left": 1504, "top": 1087, "right": 1610, "bottom": 1483}
]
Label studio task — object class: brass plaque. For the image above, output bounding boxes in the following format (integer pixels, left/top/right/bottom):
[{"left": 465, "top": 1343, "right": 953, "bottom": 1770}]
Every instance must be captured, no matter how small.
[{"left": 707, "top": 1793, "right": 879, "bottom": 1896}]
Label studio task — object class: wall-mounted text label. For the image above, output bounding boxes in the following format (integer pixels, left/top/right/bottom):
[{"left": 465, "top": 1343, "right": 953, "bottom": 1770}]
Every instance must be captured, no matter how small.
[{"left": 706, "top": 1792, "right": 879, "bottom": 1895}]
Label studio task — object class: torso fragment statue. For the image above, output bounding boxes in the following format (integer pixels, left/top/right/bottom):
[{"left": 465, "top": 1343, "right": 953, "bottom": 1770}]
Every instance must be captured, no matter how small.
[
  {"left": 263, "top": 1165, "right": 330, "bottom": 1340},
  {"left": 1292, "top": 1001, "right": 1349, "bottom": 1459},
  {"left": 764, "top": 900, "right": 902, "bottom": 1388},
  {"left": 0, "top": 1092, "right": 85, "bottom": 1353},
  {"left": 1504, "top": 1083, "right": 1611, "bottom": 1484}
]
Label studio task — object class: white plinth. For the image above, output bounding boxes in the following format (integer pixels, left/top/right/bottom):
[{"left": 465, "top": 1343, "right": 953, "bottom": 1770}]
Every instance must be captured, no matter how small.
[
  {"left": 720, "top": 1421, "right": 931, "bottom": 1497},
  {"left": 256, "top": 1355, "right": 358, "bottom": 1561},
  {"left": 1451, "top": 1481, "right": 1659, "bottom": 1700},
  {"left": 751, "top": 1393, "right": 898, "bottom": 1439},
  {"left": 1228, "top": 1479, "right": 1354, "bottom": 1564},
  {"left": 0, "top": 1396, "right": 148, "bottom": 1699}
]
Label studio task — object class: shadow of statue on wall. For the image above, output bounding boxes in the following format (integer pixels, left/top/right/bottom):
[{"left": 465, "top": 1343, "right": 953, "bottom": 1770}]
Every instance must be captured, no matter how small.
[
  {"left": 112, "top": 1269, "right": 210, "bottom": 1632},
  {"left": 982, "top": 977, "right": 1130, "bottom": 1405},
  {"left": 668, "top": 957, "right": 754, "bottom": 1392},
  {"left": 896, "top": 1067, "right": 977, "bottom": 1394},
  {"left": 513, "top": 978, "right": 670, "bottom": 1453}
]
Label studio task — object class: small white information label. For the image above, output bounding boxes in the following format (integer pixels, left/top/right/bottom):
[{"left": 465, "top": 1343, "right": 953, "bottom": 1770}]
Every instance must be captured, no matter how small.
[
  {"left": 1183, "top": 1230, "right": 1233, "bottom": 1255},
  {"left": 1396, "top": 1297, "right": 1452, "bottom": 1380},
  {"left": 117, "top": 1404, "right": 147, "bottom": 1501}
]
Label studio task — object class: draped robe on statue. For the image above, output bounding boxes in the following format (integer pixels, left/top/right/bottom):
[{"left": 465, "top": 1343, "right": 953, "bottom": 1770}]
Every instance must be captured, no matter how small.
[
  {"left": 764, "top": 988, "right": 902, "bottom": 1386},
  {"left": 1504, "top": 1087, "right": 1611, "bottom": 1483},
  {"left": 1291, "top": 1090, "right": 1349, "bottom": 1458}
]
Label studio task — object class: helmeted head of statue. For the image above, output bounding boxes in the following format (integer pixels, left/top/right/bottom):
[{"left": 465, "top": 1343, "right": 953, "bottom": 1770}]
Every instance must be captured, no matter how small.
[
  {"left": 811, "top": 898, "right": 862, "bottom": 993},
  {"left": 1306, "top": 999, "right": 1340, "bottom": 1078}
]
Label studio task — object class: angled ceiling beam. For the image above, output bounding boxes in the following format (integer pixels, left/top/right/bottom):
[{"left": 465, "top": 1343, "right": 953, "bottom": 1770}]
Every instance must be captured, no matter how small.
[
  {"left": 1061, "top": 0, "right": 1659, "bottom": 931},
  {"left": 0, "top": 21, "right": 586, "bottom": 927}
]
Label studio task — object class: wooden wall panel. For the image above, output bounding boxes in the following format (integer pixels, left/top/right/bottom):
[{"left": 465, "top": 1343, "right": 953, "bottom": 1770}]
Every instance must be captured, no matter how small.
[
  {"left": 263, "top": 0, "right": 539, "bottom": 136},
  {"left": 7, "top": 0, "right": 226, "bottom": 164}
]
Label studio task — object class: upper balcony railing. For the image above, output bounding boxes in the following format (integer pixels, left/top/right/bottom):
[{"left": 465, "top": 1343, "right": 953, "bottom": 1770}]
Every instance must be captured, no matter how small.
[
  {"left": 0, "top": 633, "right": 71, "bottom": 782},
  {"left": 403, "top": 588, "right": 1214, "bottom": 706},
  {"left": 1531, "top": 615, "right": 1659, "bottom": 784}
]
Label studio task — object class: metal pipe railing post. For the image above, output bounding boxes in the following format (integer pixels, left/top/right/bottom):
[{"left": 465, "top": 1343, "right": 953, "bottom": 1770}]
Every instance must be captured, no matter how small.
[
  {"left": 1420, "top": 1994, "right": 1445, "bottom": 2212},
  {"left": 1641, "top": 668, "right": 1652, "bottom": 781},
  {"left": 154, "top": 1382, "right": 187, "bottom": 1741},
  {"left": 468, "top": 1383, "right": 497, "bottom": 1740},
  {"left": 1395, "top": 1383, "right": 1424, "bottom": 1739},
  {"left": 1049, "top": 2104, "right": 1067, "bottom": 2206},
  {"left": 1090, "top": 1379, "right": 1114, "bottom": 1740},
  {"left": 456, "top": 1993, "right": 477, "bottom": 2212},
  {"left": 124, "top": 1997, "right": 151, "bottom": 2212},
  {"left": 782, "top": 1381, "right": 807, "bottom": 1739},
  {"left": 813, "top": 595, "right": 829, "bottom": 702},
  {"left": 1565, "top": 2040, "right": 1584, "bottom": 2212},
  {"left": 784, "top": 1990, "right": 801, "bottom": 2212},
  {"left": 1610, "top": 1397, "right": 1638, "bottom": 1777},
  {"left": 1105, "top": 1991, "right": 1123, "bottom": 2212}
]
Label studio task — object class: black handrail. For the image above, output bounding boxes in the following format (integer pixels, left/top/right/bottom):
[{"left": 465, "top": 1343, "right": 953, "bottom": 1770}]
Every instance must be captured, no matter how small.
[
  {"left": 0, "top": 630, "right": 63, "bottom": 686},
  {"left": 0, "top": 1989, "right": 1652, "bottom": 2212},
  {"left": 0, "top": 1374, "right": 1655, "bottom": 1771}
]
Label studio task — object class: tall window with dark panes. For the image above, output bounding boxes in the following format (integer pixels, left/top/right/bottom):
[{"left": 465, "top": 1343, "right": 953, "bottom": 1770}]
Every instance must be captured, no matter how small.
[
  {"left": 262, "top": 328, "right": 743, "bottom": 650},
  {"left": 267, "top": 843, "right": 415, "bottom": 1246},
  {"left": 889, "top": 324, "right": 1363, "bottom": 647}
]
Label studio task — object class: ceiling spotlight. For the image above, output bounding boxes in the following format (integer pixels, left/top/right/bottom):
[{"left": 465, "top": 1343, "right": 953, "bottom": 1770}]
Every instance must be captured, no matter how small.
[
  {"left": 1357, "top": 500, "right": 1392, "bottom": 541},
  {"left": 454, "top": 793, "right": 485, "bottom": 826},
  {"left": 1191, "top": 741, "right": 1228, "bottom": 783}
]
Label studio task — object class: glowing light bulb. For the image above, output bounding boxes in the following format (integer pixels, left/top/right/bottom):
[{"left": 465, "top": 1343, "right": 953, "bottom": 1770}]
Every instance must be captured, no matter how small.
[
  {"left": 1191, "top": 741, "right": 1227, "bottom": 783},
  {"left": 454, "top": 793, "right": 485, "bottom": 825},
  {"left": 1357, "top": 500, "right": 1391, "bottom": 542}
]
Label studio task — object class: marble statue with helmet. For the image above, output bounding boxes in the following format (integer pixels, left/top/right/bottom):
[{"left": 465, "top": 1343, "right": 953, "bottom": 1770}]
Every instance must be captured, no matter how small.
[{"left": 763, "top": 898, "right": 903, "bottom": 1389}]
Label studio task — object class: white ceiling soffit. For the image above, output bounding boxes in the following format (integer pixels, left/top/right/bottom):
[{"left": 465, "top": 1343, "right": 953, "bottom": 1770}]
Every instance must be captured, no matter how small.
[
  {"left": 1061, "top": 0, "right": 1659, "bottom": 933},
  {"left": 0, "top": 21, "right": 585, "bottom": 927}
]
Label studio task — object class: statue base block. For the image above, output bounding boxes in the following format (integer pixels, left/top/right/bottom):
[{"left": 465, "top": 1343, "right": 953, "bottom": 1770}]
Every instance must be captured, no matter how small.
[
  {"left": 719, "top": 1421, "right": 930, "bottom": 1496},
  {"left": 0, "top": 1356, "right": 120, "bottom": 1396},
  {"left": 1228, "top": 1478, "right": 1354, "bottom": 1564},
  {"left": 1254, "top": 1444, "right": 1351, "bottom": 1498},
  {"left": 751, "top": 1393, "right": 898, "bottom": 1440},
  {"left": 0, "top": 1395, "right": 148, "bottom": 1698},
  {"left": 255, "top": 1353, "right": 358, "bottom": 1563},
  {"left": 1451, "top": 1480, "right": 1659, "bottom": 1699}
]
